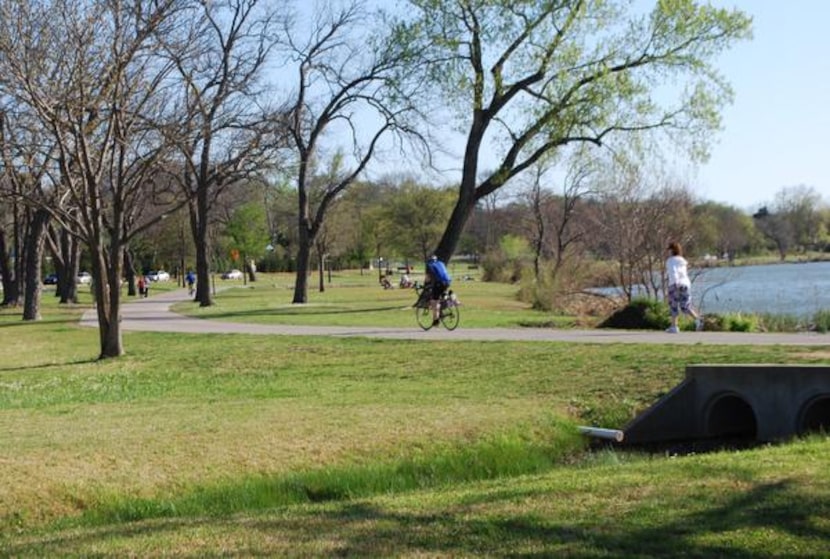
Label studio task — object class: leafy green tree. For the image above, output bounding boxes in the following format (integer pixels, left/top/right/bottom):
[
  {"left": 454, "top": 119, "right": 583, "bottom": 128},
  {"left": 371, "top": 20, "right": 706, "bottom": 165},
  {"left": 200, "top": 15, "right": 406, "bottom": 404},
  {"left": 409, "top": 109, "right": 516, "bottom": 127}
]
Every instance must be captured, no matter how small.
[
  {"left": 383, "top": 179, "right": 455, "bottom": 263},
  {"left": 692, "top": 202, "right": 755, "bottom": 261},
  {"left": 333, "top": 181, "right": 390, "bottom": 272},
  {"left": 225, "top": 203, "right": 270, "bottom": 282},
  {"left": 396, "top": 0, "right": 752, "bottom": 262}
]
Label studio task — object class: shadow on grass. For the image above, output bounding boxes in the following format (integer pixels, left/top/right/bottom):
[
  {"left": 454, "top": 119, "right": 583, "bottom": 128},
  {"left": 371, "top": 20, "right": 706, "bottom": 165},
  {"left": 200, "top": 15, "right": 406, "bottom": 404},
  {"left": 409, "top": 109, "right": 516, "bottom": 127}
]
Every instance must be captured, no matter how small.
[
  {"left": 0, "top": 316, "right": 82, "bottom": 329},
  {"left": 0, "top": 357, "right": 99, "bottom": 372},
  {"left": 194, "top": 305, "right": 408, "bottom": 320},
  {"left": 6, "top": 480, "right": 829, "bottom": 556}
]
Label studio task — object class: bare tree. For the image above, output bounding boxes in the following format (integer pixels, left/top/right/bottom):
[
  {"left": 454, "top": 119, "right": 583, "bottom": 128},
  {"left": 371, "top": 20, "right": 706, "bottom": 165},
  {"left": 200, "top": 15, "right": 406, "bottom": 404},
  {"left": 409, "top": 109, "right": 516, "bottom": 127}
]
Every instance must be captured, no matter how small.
[
  {"left": 522, "top": 165, "right": 550, "bottom": 282},
  {"left": 593, "top": 158, "right": 694, "bottom": 302},
  {"left": 158, "top": 0, "right": 287, "bottom": 306},
  {"left": 0, "top": 197, "right": 23, "bottom": 306},
  {"left": 43, "top": 220, "right": 83, "bottom": 303},
  {"left": 0, "top": 106, "right": 58, "bottom": 312},
  {"left": 0, "top": 200, "right": 22, "bottom": 307},
  {"left": 521, "top": 158, "right": 595, "bottom": 284},
  {"left": 280, "top": 0, "right": 427, "bottom": 303},
  {"left": 0, "top": 0, "right": 185, "bottom": 357}
]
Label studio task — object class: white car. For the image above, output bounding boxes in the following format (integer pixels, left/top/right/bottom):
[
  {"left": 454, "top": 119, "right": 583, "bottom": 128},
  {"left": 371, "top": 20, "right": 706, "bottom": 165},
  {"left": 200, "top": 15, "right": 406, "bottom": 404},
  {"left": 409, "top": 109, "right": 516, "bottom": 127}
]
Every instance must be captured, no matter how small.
[
  {"left": 77, "top": 272, "right": 92, "bottom": 284},
  {"left": 221, "top": 269, "right": 243, "bottom": 280},
  {"left": 147, "top": 270, "right": 170, "bottom": 282}
]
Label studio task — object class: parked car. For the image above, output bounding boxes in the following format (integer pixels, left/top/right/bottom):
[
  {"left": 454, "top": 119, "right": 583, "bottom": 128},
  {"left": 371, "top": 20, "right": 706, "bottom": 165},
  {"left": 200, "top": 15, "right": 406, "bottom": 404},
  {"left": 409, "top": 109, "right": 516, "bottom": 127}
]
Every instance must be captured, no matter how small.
[
  {"left": 147, "top": 270, "right": 170, "bottom": 282},
  {"left": 43, "top": 273, "right": 58, "bottom": 285},
  {"left": 221, "top": 269, "right": 243, "bottom": 280},
  {"left": 77, "top": 272, "right": 92, "bottom": 284}
]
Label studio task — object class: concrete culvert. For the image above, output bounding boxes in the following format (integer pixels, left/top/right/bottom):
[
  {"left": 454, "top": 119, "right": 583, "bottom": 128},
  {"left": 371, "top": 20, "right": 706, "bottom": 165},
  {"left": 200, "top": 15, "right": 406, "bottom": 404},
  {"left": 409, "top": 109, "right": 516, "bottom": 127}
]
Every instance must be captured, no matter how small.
[
  {"left": 798, "top": 395, "right": 830, "bottom": 435},
  {"left": 705, "top": 393, "right": 758, "bottom": 439}
]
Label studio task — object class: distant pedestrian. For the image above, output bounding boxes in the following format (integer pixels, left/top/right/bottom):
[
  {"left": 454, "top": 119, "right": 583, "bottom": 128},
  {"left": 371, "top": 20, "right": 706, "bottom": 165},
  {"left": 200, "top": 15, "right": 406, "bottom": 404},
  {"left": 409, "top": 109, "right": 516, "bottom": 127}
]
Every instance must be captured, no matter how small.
[
  {"left": 665, "top": 242, "right": 702, "bottom": 333},
  {"left": 185, "top": 270, "right": 196, "bottom": 296},
  {"left": 137, "top": 275, "right": 148, "bottom": 298}
]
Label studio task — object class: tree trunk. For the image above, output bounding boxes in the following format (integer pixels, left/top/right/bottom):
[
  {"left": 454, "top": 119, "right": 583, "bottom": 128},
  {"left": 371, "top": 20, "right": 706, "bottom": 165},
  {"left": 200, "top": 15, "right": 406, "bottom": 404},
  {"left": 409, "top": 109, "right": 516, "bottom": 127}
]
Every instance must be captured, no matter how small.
[
  {"left": 124, "top": 249, "right": 137, "bottom": 297},
  {"left": 93, "top": 244, "right": 125, "bottom": 359},
  {"left": 63, "top": 234, "right": 81, "bottom": 304},
  {"left": 191, "top": 192, "right": 214, "bottom": 307},
  {"left": 434, "top": 190, "right": 477, "bottom": 263},
  {"left": 48, "top": 226, "right": 81, "bottom": 304},
  {"left": 0, "top": 227, "right": 19, "bottom": 306},
  {"left": 434, "top": 117, "right": 485, "bottom": 262},
  {"left": 22, "top": 209, "right": 50, "bottom": 321},
  {"left": 317, "top": 252, "right": 325, "bottom": 293},
  {"left": 245, "top": 258, "right": 256, "bottom": 284},
  {"left": 96, "top": 295, "right": 123, "bottom": 358},
  {"left": 292, "top": 225, "right": 311, "bottom": 303}
]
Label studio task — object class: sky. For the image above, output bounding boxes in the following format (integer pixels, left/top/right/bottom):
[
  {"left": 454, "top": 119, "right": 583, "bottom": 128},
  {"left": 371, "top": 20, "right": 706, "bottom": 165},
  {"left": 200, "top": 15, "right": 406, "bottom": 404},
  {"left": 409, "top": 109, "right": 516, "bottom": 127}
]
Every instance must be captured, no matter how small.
[
  {"left": 694, "top": 1, "right": 830, "bottom": 211},
  {"left": 289, "top": 1, "right": 828, "bottom": 212}
]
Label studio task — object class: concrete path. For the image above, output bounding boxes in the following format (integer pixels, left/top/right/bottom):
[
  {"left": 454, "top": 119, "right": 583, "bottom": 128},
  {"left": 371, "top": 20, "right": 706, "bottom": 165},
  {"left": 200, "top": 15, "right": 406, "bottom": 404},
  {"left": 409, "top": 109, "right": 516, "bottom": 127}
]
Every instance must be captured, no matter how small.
[{"left": 80, "top": 288, "right": 830, "bottom": 346}]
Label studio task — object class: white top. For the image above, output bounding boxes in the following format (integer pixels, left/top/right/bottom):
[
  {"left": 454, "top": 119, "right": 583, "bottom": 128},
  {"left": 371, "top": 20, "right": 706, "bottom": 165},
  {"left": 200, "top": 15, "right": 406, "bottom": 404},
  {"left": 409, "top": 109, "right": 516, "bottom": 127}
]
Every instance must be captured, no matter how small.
[{"left": 666, "top": 255, "right": 691, "bottom": 288}]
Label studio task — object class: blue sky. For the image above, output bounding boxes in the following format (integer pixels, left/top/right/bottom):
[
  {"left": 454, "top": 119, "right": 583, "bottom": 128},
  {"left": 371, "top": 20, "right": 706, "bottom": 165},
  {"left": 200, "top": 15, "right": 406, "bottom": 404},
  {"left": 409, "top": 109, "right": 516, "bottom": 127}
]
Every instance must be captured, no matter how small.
[
  {"left": 696, "top": 1, "right": 830, "bottom": 211},
  {"left": 290, "top": 1, "right": 827, "bottom": 212}
]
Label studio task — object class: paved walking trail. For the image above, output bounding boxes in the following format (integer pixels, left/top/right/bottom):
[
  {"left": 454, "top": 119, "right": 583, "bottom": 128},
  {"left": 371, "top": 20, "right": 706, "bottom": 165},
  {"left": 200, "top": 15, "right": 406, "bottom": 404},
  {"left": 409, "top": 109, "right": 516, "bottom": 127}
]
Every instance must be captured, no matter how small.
[{"left": 81, "top": 288, "right": 830, "bottom": 346}]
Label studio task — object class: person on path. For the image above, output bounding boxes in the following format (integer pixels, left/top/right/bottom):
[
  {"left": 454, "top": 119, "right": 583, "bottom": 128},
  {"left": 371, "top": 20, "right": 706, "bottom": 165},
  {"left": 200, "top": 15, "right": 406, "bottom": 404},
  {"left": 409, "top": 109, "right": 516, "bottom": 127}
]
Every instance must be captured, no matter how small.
[
  {"left": 425, "top": 255, "right": 451, "bottom": 326},
  {"left": 665, "top": 242, "right": 702, "bottom": 333},
  {"left": 185, "top": 270, "right": 196, "bottom": 296},
  {"left": 137, "top": 275, "right": 148, "bottom": 298}
]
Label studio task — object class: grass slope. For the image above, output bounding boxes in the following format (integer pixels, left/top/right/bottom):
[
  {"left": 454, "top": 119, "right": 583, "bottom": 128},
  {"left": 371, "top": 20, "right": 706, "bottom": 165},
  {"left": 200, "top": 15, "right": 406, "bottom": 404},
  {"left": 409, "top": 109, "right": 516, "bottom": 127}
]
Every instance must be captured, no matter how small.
[{"left": 1, "top": 276, "right": 829, "bottom": 556}]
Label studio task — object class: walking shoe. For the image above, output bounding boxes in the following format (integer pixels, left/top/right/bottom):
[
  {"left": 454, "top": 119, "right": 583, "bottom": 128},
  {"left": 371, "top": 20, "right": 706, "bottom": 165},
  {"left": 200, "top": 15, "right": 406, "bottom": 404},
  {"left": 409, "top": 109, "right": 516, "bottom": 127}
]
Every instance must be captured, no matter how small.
[
  {"left": 665, "top": 326, "right": 679, "bottom": 334},
  {"left": 695, "top": 317, "right": 704, "bottom": 331}
]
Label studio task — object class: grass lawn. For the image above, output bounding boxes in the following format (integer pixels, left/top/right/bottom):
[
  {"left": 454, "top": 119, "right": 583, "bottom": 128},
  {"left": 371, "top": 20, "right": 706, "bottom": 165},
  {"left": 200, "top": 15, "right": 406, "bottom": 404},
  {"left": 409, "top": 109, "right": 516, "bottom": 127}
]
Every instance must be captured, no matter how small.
[
  {"left": 1, "top": 275, "right": 830, "bottom": 556},
  {"left": 174, "top": 270, "right": 586, "bottom": 328}
]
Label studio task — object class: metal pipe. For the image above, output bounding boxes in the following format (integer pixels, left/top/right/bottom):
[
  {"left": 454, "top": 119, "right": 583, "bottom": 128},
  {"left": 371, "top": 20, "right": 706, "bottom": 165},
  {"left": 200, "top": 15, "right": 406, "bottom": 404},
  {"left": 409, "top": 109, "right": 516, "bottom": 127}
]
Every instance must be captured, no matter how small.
[{"left": 578, "top": 426, "right": 624, "bottom": 442}]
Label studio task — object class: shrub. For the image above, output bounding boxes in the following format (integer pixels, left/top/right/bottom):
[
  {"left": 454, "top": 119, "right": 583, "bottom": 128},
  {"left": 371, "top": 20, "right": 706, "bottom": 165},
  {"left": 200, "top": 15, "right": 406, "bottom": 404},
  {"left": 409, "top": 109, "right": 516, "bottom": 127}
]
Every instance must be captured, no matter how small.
[
  {"left": 757, "top": 313, "right": 802, "bottom": 333},
  {"left": 725, "top": 313, "right": 757, "bottom": 332},
  {"left": 598, "top": 297, "right": 670, "bottom": 330},
  {"left": 568, "top": 396, "right": 642, "bottom": 429},
  {"left": 516, "top": 258, "right": 615, "bottom": 317},
  {"left": 812, "top": 310, "right": 830, "bottom": 333},
  {"left": 481, "top": 251, "right": 510, "bottom": 282},
  {"left": 702, "top": 313, "right": 726, "bottom": 331}
]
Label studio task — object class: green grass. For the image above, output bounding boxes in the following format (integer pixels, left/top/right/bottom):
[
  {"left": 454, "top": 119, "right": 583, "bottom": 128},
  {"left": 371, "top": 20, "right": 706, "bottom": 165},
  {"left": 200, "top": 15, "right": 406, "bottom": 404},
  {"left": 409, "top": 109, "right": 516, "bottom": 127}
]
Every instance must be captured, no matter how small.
[
  {"left": 2, "top": 277, "right": 830, "bottom": 556},
  {"left": 173, "top": 271, "right": 577, "bottom": 328}
]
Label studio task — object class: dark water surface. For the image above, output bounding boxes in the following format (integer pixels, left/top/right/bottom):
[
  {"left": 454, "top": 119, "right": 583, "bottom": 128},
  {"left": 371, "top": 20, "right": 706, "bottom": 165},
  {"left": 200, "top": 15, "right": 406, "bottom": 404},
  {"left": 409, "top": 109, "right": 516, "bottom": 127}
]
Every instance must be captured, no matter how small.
[{"left": 693, "top": 261, "right": 830, "bottom": 316}]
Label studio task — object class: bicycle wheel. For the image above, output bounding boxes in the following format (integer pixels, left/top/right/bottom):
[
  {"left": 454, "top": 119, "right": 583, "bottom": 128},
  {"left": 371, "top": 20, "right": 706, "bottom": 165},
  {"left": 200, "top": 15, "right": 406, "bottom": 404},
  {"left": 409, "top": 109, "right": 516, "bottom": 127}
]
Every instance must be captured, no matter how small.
[
  {"left": 441, "top": 304, "right": 460, "bottom": 330},
  {"left": 415, "top": 305, "right": 434, "bottom": 330}
]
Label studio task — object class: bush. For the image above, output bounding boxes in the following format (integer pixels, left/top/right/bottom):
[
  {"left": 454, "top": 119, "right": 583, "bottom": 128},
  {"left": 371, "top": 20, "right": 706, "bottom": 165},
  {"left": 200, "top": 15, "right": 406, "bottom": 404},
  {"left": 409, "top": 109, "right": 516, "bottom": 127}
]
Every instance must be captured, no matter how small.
[
  {"left": 812, "top": 310, "right": 830, "bottom": 333},
  {"left": 757, "top": 313, "right": 802, "bottom": 333},
  {"left": 598, "top": 297, "right": 670, "bottom": 330},
  {"left": 702, "top": 313, "right": 727, "bottom": 331},
  {"left": 725, "top": 313, "right": 758, "bottom": 332},
  {"left": 481, "top": 251, "right": 522, "bottom": 283},
  {"left": 568, "top": 396, "right": 642, "bottom": 429}
]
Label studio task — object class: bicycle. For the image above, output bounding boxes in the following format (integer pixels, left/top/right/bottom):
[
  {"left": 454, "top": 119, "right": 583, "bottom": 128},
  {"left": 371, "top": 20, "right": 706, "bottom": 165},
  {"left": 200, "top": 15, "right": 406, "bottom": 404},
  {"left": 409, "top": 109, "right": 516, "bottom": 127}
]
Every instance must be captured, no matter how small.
[{"left": 413, "top": 283, "right": 460, "bottom": 331}]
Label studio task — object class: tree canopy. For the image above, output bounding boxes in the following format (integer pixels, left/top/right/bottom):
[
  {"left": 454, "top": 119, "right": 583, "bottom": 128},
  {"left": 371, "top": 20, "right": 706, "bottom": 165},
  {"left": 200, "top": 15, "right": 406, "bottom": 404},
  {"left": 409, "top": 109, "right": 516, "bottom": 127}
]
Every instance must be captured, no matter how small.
[{"left": 393, "top": 0, "right": 753, "bottom": 261}]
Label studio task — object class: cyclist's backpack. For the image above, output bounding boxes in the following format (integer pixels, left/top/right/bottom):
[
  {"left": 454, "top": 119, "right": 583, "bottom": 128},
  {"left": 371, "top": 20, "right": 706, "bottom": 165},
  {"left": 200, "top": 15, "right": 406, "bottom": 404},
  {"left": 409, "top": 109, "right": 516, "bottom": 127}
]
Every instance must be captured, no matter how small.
[{"left": 428, "top": 260, "right": 451, "bottom": 285}]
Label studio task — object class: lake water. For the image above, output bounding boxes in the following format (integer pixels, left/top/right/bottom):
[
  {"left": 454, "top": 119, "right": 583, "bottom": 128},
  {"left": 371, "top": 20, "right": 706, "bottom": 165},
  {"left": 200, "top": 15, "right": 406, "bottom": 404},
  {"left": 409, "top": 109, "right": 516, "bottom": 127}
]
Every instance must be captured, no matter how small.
[{"left": 692, "top": 261, "right": 830, "bottom": 317}]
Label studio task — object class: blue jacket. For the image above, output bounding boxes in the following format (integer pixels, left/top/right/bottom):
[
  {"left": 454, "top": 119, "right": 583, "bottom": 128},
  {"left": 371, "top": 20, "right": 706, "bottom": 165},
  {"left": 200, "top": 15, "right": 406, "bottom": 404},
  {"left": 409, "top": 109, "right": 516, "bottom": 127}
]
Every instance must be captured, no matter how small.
[{"left": 427, "top": 260, "right": 451, "bottom": 285}]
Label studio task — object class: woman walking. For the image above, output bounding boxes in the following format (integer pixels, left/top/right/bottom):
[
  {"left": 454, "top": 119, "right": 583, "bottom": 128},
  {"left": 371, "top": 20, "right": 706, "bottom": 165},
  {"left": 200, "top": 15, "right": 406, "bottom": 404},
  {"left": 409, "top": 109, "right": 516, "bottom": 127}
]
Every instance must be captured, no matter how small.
[{"left": 665, "top": 242, "right": 703, "bottom": 333}]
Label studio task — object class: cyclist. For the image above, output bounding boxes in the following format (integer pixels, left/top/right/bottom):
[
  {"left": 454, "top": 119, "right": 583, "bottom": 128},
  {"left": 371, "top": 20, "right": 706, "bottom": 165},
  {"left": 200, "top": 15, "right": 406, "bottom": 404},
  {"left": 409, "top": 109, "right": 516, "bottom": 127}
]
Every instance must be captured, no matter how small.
[
  {"left": 425, "top": 255, "right": 451, "bottom": 326},
  {"left": 185, "top": 270, "right": 196, "bottom": 295}
]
